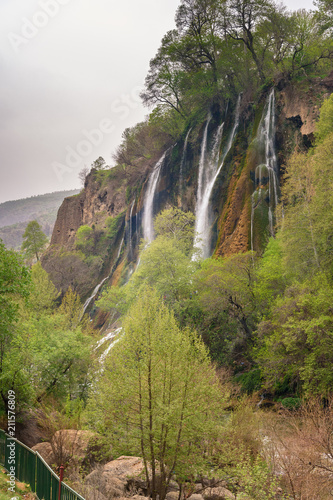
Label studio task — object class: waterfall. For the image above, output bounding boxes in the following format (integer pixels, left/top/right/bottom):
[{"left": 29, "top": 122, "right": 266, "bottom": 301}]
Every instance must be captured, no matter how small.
[
  {"left": 179, "top": 128, "right": 192, "bottom": 199},
  {"left": 251, "top": 89, "right": 279, "bottom": 251},
  {"left": 196, "top": 114, "right": 212, "bottom": 212},
  {"left": 81, "top": 233, "right": 124, "bottom": 317},
  {"left": 95, "top": 327, "right": 122, "bottom": 363},
  {"left": 82, "top": 276, "right": 109, "bottom": 315},
  {"left": 142, "top": 151, "right": 167, "bottom": 243},
  {"left": 194, "top": 96, "right": 241, "bottom": 259},
  {"left": 128, "top": 200, "right": 135, "bottom": 260},
  {"left": 116, "top": 235, "right": 124, "bottom": 260}
]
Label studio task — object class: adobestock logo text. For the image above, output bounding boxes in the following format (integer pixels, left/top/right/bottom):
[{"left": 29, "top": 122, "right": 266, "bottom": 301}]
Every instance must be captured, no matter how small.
[
  {"left": 8, "top": 0, "right": 72, "bottom": 53},
  {"left": 52, "top": 87, "right": 142, "bottom": 182}
]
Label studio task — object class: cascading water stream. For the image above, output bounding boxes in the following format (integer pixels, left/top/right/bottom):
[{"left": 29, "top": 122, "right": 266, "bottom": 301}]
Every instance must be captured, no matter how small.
[
  {"left": 194, "top": 95, "right": 241, "bottom": 259},
  {"left": 82, "top": 276, "right": 109, "bottom": 315},
  {"left": 81, "top": 233, "right": 125, "bottom": 317},
  {"left": 196, "top": 114, "right": 212, "bottom": 213},
  {"left": 128, "top": 199, "right": 135, "bottom": 260},
  {"left": 179, "top": 128, "right": 192, "bottom": 199},
  {"left": 95, "top": 327, "right": 122, "bottom": 363},
  {"left": 251, "top": 89, "right": 279, "bottom": 252},
  {"left": 142, "top": 151, "right": 167, "bottom": 244}
]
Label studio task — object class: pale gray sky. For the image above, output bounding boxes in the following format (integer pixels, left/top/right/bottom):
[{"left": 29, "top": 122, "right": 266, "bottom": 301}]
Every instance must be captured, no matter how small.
[{"left": 0, "top": 0, "right": 315, "bottom": 202}]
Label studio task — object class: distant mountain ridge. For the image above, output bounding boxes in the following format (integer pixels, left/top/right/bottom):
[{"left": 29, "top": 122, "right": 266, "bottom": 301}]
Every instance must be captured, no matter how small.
[{"left": 0, "top": 189, "right": 80, "bottom": 249}]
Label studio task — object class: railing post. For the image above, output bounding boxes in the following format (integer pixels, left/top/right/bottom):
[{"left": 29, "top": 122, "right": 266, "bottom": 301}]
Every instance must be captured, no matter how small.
[{"left": 58, "top": 465, "right": 64, "bottom": 500}]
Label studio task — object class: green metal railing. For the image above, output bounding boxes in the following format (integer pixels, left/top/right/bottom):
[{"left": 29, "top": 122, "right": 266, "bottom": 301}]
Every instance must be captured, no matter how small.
[{"left": 0, "top": 429, "right": 85, "bottom": 500}]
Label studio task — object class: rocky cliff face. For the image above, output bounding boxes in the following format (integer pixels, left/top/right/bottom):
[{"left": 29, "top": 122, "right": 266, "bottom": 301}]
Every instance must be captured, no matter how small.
[
  {"left": 51, "top": 171, "right": 127, "bottom": 248},
  {"left": 43, "top": 79, "right": 333, "bottom": 300}
]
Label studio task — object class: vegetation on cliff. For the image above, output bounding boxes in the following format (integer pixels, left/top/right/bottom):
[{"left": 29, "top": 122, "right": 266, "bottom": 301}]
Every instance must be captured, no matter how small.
[{"left": 2, "top": 0, "right": 333, "bottom": 498}]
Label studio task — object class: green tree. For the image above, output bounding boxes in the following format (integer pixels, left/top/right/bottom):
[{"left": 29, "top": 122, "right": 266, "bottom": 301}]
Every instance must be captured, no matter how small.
[
  {"left": 21, "top": 220, "right": 48, "bottom": 261},
  {"left": 0, "top": 240, "right": 31, "bottom": 412},
  {"left": 75, "top": 225, "right": 94, "bottom": 254},
  {"left": 255, "top": 275, "right": 333, "bottom": 396},
  {"left": 185, "top": 253, "right": 257, "bottom": 367},
  {"left": 129, "top": 236, "right": 196, "bottom": 307},
  {"left": 154, "top": 207, "right": 195, "bottom": 255},
  {"left": 315, "top": 93, "right": 333, "bottom": 144},
  {"left": 27, "top": 312, "right": 92, "bottom": 403},
  {"left": 28, "top": 262, "right": 58, "bottom": 315},
  {"left": 277, "top": 151, "right": 320, "bottom": 278},
  {"left": 253, "top": 237, "right": 288, "bottom": 316},
  {"left": 88, "top": 287, "right": 224, "bottom": 500}
]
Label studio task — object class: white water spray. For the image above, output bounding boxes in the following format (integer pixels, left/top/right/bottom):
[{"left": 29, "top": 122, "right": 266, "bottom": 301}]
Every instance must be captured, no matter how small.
[
  {"left": 142, "top": 152, "right": 167, "bottom": 243},
  {"left": 196, "top": 114, "right": 212, "bottom": 213},
  {"left": 194, "top": 96, "right": 241, "bottom": 259},
  {"left": 128, "top": 199, "right": 135, "bottom": 259},
  {"left": 95, "top": 327, "right": 122, "bottom": 363},
  {"left": 81, "top": 233, "right": 125, "bottom": 316},
  {"left": 179, "top": 128, "right": 192, "bottom": 198},
  {"left": 82, "top": 276, "right": 109, "bottom": 315},
  {"left": 251, "top": 89, "right": 279, "bottom": 251}
]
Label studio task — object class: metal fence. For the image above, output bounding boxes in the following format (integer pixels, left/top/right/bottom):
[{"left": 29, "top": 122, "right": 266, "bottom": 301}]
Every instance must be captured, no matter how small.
[{"left": 0, "top": 429, "right": 85, "bottom": 500}]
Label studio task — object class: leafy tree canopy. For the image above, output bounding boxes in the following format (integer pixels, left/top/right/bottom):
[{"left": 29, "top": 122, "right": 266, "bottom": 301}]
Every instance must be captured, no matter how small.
[
  {"left": 21, "top": 220, "right": 48, "bottom": 261},
  {"left": 87, "top": 286, "right": 225, "bottom": 500}
]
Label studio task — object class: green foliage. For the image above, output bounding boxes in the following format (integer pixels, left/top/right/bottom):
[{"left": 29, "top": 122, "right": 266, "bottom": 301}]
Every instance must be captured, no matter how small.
[
  {"left": 75, "top": 225, "right": 94, "bottom": 254},
  {"left": 97, "top": 208, "right": 197, "bottom": 316},
  {"left": 235, "top": 368, "right": 262, "bottom": 394},
  {"left": 253, "top": 237, "right": 288, "bottom": 316},
  {"left": 255, "top": 275, "right": 333, "bottom": 396},
  {"left": 21, "top": 220, "right": 48, "bottom": 261},
  {"left": 96, "top": 284, "right": 128, "bottom": 316},
  {"left": 0, "top": 240, "right": 31, "bottom": 409},
  {"left": 279, "top": 397, "right": 301, "bottom": 410},
  {"left": 141, "top": 0, "right": 333, "bottom": 128},
  {"left": 4, "top": 286, "right": 93, "bottom": 411},
  {"left": 28, "top": 262, "right": 58, "bottom": 315},
  {"left": 187, "top": 253, "right": 257, "bottom": 368},
  {"left": 154, "top": 207, "right": 195, "bottom": 255},
  {"left": 91, "top": 156, "right": 106, "bottom": 170},
  {"left": 26, "top": 310, "right": 92, "bottom": 402},
  {"left": 87, "top": 287, "right": 225, "bottom": 500},
  {"left": 128, "top": 235, "right": 197, "bottom": 308},
  {"left": 276, "top": 107, "right": 333, "bottom": 279},
  {"left": 105, "top": 213, "right": 124, "bottom": 241},
  {"left": 0, "top": 468, "right": 31, "bottom": 498},
  {"left": 58, "top": 286, "right": 86, "bottom": 330},
  {"left": 113, "top": 119, "right": 172, "bottom": 168}
]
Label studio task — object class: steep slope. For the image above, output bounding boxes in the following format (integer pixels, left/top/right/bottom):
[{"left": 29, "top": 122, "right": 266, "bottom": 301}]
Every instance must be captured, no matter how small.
[{"left": 43, "top": 79, "right": 333, "bottom": 305}]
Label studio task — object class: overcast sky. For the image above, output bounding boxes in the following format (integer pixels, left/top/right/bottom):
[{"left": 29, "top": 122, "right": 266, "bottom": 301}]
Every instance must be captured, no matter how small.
[{"left": 0, "top": 0, "right": 315, "bottom": 203}]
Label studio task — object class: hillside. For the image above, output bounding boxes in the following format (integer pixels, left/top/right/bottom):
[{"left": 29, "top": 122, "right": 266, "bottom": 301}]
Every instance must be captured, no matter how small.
[
  {"left": 0, "top": 189, "right": 80, "bottom": 249},
  {"left": 3, "top": 1, "right": 333, "bottom": 498}
]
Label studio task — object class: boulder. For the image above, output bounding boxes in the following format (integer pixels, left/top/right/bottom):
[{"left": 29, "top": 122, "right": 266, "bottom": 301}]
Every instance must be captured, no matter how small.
[
  {"left": 188, "top": 494, "right": 204, "bottom": 500},
  {"left": 203, "top": 486, "right": 235, "bottom": 500},
  {"left": 51, "top": 429, "right": 96, "bottom": 464},
  {"left": 103, "top": 456, "right": 146, "bottom": 479},
  {"left": 166, "top": 492, "right": 179, "bottom": 500},
  {"left": 85, "top": 468, "right": 125, "bottom": 498},
  {"left": 32, "top": 442, "right": 55, "bottom": 466},
  {"left": 81, "top": 486, "right": 108, "bottom": 500}
]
